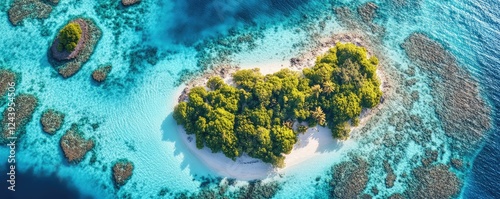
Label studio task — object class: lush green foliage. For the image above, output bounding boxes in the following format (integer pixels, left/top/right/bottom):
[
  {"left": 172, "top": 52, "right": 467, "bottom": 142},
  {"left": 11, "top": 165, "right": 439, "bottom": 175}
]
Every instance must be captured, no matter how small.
[
  {"left": 303, "top": 43, "right": 382, "bottom": 139},
  {"left": 57, "top": 22, "right": 82, "bottom": 52},
  {"left": 174, "top": 43, "right": 382, "bottom": 167}
]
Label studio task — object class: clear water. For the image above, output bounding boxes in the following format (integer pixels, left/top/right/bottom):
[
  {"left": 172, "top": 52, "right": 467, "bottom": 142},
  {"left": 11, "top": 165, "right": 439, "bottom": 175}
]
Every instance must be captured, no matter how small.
[{"left": 0, "top": 0, "right": 498, "bottom": 198}]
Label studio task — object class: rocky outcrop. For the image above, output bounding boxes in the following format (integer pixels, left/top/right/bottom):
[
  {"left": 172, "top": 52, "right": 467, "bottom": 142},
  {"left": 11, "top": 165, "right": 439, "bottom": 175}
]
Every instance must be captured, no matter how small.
[
  {"left": 60, "top": 124, "right": 94, "bottom": 163},
  {"left": 0, "top": 94, "right": 38, "bottom": 144},
  {"left": 122, "top": 0, "right": 141, "bottom": 6},
  {"left": 0, "top": 69, "right": 17, "bottom": 106},
  {"left": 40, "top": 109, "right": 65, "bottom": 135},
  {"left": 7, "top": 0, "right": 57, "bottom": 26},
  {"left": 48, "top": 18, "right": 102, "bottom": 78},
  {"left": 112, "top": 159, "right": 134, "bottom": 187},
  {"left": 91, "top": 65, "right": 112, "bottom": 82},
  {"left": 50, "top": 20, "right": 87, "bottom": 61}
]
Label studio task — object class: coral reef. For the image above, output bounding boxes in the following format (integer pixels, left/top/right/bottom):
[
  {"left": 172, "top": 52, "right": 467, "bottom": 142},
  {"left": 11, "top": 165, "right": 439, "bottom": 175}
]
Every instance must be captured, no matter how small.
[
  {"left": 334, "top": 7, "right": 354, "bottom": 28},
  {"left": 357, "top": 2, "right": 378, "bottom": 23},
  {"left": 330, "top": 157, "right": 369, "bottom": 199},
  {"left": 450, "top": 158, "right": 463, "bottom": 170},
  {"left": 421, "top": 149, "right": 438, "bottom": 167},
  {"left": 92, "top": 65, "right": 112, "bottom": 82},
  {"left": 44, "top": 0, "right": 59, "bottom": 5},
  {"left": 235, "top": 180, "right": 281, "bottom": 199},
  {"left": 401, "top": 33, "right": 490, "bottom": 153},
  {"left": 371, "top": 186, "right": 379, "bottom": 195},
  {"left": 48, "top": 18, "right": 102, "bottom": 78},
  {"left": 40, "top": 109, "right": 65, "bottom": 135},
  {"left": 174, "top": 179, "right": 280, "bottom": 199},
  {"left": 384, "top": 160, "right": 396, "bottom": 188},
  {"left": 60, "top": 124, "right": 94, "bottom": 163},
  {"left": 122, "top": 0, "right": 141, "bottom": 6},
  {"left": 388, "top": 193, "right": 405, "bottom": 199},
  {"left": 0, "top": 94, "right": 38, "bottom": 144},
  {"left": 7, "top": 0, "right": 57, "bottom": 26},
  {"left": 0, "top": 69, "right": 17, "bottom": 106},
  {"left": 406, "top": 164, "right": 461, "bottom": 198},
  {"left": 112, "top": 159, "right": 134, "bottom": 187}
]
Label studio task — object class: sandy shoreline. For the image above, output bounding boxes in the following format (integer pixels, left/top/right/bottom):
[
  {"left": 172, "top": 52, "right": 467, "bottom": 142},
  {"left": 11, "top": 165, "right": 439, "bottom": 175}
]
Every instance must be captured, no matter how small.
[{"left": 173, "top": 34, "right": 390, "bottom": 180}]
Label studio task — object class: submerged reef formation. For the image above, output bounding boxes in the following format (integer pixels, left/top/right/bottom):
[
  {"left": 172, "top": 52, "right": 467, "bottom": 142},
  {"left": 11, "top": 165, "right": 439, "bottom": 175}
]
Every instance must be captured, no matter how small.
[
  {"left": 174, "top": 43, "right": 382, "bottom": 167},
  {"left": 94, "top": 0, "right": 148, "bottom": 47},
  {"left": 45, "top": 0, "right": 59, "bottom": 4},
  {"left": 48, "top": 18, "right": 102, "bottom": 78},
  {"left": 0, "top": 94, "right": 38, "bottom": 144},
  {"left": 0, "top": 69, "right": 17, "bottom": 106},
  {"left": 122, "top": 0, "right": 141, "bottom": 6},
  {"left": 40, "top": 109, "right": 65, "bottom": 135},
  {"left": 334, "top": 3, "right": 385, "bottom": 39},
  {"left": 330, "top": 157, "right": 369, "bottom": 199},
  {"left": 7, "top": 0, "right": 58, "bottom": 26},
  {"left": 92, "top": 65, "right": 112, "bottom": 83},
  {"left": 173, "top": 179, "right": 280, "bottom": 199},
  {"left": 383, "top": 160, "right": 396, "bottom": 188},
  {"left": 112, "top": 159, "right": 134, "bottom": 188},
  {"left": 60, "top": 124, "right": 95, "bottom": 163},
  {"left": 401, "top": 33, "right": 490, "bottom": 153},
  {"left": 357, "top": 2, "right": 378, "bottom": 23},
  {"left": 406, "top": 164, "right": 461, "bottom": 198}
]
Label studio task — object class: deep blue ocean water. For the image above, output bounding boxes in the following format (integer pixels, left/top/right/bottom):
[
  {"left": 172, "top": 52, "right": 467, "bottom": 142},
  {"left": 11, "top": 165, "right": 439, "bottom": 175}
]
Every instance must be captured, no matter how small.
[
  {"left": 0, "top": 0, "right": 498, "bottom": 198},
  {"left": 459, "top": 1, "right": 499, "bottom": 198}
]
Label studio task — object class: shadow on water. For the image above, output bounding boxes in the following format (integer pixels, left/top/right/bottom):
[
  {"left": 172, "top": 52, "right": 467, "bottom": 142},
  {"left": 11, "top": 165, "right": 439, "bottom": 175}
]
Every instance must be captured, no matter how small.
[
  {"left": 0, "top": 166, "right": 93, "bottom": 199},
  {"left": 160, "top": 113, "right": 218, "bottom": 182},
  {"left": 159, "top": 0, "right": 311, "bottom": 44},
  {"left": 292, "top": 126, "right": 343, "bottom": 154},
  {"left": 161, "top": 112, "right": 343, "bottom": 184}
]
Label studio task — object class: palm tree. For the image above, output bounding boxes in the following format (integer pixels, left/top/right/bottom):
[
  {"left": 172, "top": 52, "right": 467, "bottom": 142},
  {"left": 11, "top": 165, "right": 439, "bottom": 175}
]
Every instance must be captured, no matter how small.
[
  {"left": 322, "top": 81, "right": 335, "bottom": 94},
  {"left": 311, "top": 84, "right": 321, "bottom": 98},
  {"left": 311, "top": 106, "right": 326, "bottom": 126}
]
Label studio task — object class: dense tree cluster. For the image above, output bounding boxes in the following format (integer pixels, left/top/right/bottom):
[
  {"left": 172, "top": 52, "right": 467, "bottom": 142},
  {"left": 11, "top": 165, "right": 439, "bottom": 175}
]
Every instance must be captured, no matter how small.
[
  {"left": 174, "top": 43, "right": 382, "bottom": 167},
  {"left": 57, "top": 22, "right": 82, "bottom": 52}
]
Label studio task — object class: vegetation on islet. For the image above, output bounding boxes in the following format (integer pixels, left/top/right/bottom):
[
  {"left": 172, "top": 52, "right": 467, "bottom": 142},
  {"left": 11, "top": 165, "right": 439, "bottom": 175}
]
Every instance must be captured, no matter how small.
[{"left": 174, "top": 43, "right": 382, "bottom": 167}]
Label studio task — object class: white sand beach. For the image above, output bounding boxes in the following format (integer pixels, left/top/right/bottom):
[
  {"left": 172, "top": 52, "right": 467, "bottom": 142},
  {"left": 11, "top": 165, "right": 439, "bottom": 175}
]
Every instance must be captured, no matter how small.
[
  {"left": 176, "top": 123, "right": 342, "bottom": 180},
  {"left": 173, "top": 37, "right": 390, "bottom": 180}
]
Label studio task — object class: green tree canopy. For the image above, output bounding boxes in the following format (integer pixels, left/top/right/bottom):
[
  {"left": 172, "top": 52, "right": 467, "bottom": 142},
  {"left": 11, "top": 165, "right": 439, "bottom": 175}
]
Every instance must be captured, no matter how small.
[
  {"left": 173, "top": 42, "right": 382, "bottom": 167},
  {"left": 57, "top": 22, "right": 82, "bottom": 52}
]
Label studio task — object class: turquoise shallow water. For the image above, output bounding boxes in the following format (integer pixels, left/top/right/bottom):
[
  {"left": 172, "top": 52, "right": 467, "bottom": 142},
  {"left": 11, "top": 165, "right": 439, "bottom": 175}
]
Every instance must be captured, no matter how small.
[{"left": 0, "top": 0, "right": 498, "bottom": 198}]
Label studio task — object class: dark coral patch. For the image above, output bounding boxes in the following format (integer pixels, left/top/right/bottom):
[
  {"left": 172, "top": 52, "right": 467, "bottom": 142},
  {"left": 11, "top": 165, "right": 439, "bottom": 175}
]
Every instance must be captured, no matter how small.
[
  {"left": 112, "top": 159, "right": 134, "bottom": 187},
  {"left": 406, "top": 164, "right": 461, "bottom": 198},
  {"left": 401, "top": 33, "right": 490, "bottom": 153},
  {"left": 357, "top": 2, "right": 378, "bottom": 23},
  {"left": 384, "top": 160, "right": 396, "bottom": 188},
  {"left": 60, "top": 124, "right": 94, "bottom": 163},
  {"left": 40, "top": 109, "right": 65, "bottom": 135},
  {"left": 330, "top": 157, "right": 369, "bottom": 198},
  {"left": 0, "top": 69, "right": 17, "bottom": 106},
  {"left": 92, "top": 65, "right": 112, "bottom": 83},
  {"left": 7, "top": 0, "right": 56, "bottom": 26},
  {"left": 0, "top": 94, "right": 38, "bottom": 144}
]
